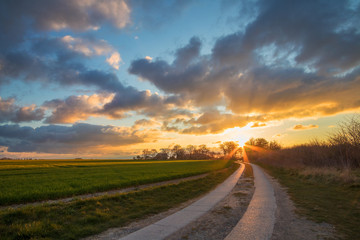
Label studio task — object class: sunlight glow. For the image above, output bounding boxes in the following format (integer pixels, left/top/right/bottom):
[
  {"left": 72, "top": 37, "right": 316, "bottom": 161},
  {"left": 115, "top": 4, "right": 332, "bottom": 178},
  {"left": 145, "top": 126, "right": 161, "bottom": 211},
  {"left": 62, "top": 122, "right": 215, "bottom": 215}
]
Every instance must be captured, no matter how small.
[{"left": 221, "top": 127, "right": 250, "bottom": 147}]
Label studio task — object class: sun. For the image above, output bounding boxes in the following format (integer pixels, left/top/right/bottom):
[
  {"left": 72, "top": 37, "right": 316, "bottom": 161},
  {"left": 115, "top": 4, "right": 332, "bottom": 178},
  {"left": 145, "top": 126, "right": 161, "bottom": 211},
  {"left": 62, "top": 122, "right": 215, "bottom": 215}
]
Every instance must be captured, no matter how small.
[
  {"left": 233, "top": 135, "right": 248, "bottom": 148},
  {"left": 221, "top": 127, "right": 250, "bottom": 147}
]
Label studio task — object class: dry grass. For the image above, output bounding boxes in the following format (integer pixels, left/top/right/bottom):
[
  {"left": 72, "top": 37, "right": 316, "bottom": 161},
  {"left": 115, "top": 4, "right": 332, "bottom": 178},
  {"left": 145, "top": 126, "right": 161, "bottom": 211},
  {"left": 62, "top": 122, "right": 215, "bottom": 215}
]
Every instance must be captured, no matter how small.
[{"left": 298, "top": 167, "right": 359, "bottom": 184}]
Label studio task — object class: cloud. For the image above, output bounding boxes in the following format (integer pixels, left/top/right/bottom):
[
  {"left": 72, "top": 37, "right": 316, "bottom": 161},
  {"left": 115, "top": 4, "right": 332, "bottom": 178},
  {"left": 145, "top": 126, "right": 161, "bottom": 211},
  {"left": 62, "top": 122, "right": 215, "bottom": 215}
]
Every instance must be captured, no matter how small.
[
  {"left": 145, "top": 56, "right": 153, "bottom": 61},
  {"left": 42, "top": 91, "right": 192, "bottom": 124},
  {"left": 160, "top": 109, "right": 255, "bottom": 135},
  {"left": 0, "top": 35, "right": 126, "bottom": 89},
  {"left": 129, "top": 37, "right": 226, "bottom": 106},
  {"left": 4, "top": 1, "right": 130, "bottom": 31},
  {"left": 1, "top": 0, "right": 360, "bottom": 141},
  {"left": 1, "top": 34, "right": 191, "bottom": 122},
  {"left": 61, "top": 35, "right": 123, "bottom": 69},
  {"left": 106, "top": 52, "right": 123, "bottom": 69},
  {"left": 292, "top": 124, "right": 319, "bottom": 130},
  {"left": 43, "top": 94, "right": 115, "bottom": 124},
  {"left": 251, "top": 122, "right": 267, "bottom": 128},
  {"left": 0, "top": 97, "right": 44, "bottom": 123},
  {"left": 0, "top": 0, "right": 131, "bottom": 52},
  {"left": 61, "top": 35, "right": 114, "bottom": 56},
  {"left": 132, "top": 119, "right": 161, "bottom": 130},
  {"left": 273, "top": 133, "right": 287, "bottom": 138},
  {"left": 129, "top": 0, "right": 360, "bottom": 123},
  {"left": 101, "top": 90, "right": 193, "bottom": 120},
  {"left": 0, "top": 123, "right": 158, "bottom": 154}
]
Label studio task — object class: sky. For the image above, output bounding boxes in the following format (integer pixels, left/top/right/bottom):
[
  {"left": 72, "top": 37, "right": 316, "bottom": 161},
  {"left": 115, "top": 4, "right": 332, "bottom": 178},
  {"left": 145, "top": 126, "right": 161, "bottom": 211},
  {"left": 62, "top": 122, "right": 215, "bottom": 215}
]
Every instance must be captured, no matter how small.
[{"left": 0, "top": 0, "right": 360, "bottom": 159}]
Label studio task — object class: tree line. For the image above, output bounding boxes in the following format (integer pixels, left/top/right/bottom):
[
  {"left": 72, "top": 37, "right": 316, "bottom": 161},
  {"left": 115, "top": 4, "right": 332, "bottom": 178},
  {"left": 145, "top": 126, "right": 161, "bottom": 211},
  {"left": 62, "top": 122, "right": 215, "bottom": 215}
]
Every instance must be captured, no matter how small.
[
  {"left": 245, "top": 138, "right": 282, "bottom": 150},
  {"left": 134, "top": 141, "right": 244, "bottom": 160}
]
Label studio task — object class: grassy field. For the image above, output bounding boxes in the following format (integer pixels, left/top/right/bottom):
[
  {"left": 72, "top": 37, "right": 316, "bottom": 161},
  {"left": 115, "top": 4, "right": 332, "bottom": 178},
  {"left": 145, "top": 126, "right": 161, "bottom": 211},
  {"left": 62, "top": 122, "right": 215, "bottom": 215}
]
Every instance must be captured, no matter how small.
[
  {"left": 0, "top": 162, "right": 239, "bottom": 240},
  {"left": 0, "top": 159, "right": 231, "bottom": 205}
]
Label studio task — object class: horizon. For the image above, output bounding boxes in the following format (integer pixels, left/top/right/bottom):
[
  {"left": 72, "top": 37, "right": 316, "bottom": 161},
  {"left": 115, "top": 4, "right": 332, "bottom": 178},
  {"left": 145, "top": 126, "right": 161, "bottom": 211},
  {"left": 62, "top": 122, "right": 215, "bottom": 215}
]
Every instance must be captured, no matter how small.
[{"left": 1, "top": 0, "right": 360, "bottom": 159}]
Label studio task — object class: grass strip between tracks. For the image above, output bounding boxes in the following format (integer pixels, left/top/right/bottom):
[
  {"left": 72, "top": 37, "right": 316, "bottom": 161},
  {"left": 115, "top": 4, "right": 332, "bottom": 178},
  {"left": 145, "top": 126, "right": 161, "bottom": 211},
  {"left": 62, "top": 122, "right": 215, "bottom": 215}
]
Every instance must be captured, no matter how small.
[{"left": 0, "top": 162, "right": 238, "bottom": 240}]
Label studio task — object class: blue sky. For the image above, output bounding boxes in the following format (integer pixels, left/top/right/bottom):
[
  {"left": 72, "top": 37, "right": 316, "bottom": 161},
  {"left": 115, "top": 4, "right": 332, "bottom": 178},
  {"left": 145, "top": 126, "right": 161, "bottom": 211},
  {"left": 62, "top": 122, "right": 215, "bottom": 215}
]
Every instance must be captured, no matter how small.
[{"left": 0, "top": 0, "right": 359, "bottom": 158}]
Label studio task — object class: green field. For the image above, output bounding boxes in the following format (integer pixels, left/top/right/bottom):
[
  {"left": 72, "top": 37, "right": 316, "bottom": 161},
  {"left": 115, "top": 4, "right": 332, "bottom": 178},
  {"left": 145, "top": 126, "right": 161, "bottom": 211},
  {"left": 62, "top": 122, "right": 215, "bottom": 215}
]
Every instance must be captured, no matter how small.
[
  {"left": 0, "top": 159, "right": 231, "bottom": 205},
  {"left": 0, "top": 163, "right": 239, "bottom": 240}
]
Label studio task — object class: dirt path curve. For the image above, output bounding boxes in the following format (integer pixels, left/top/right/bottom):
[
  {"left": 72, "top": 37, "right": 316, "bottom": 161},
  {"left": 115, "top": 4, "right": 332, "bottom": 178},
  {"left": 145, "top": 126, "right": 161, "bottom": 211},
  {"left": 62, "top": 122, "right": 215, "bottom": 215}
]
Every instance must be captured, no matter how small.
[
  {"left": 84, "top": 163, "right": 335, "bottom": 240},
  {"left": 119, "top": 163, "right": 245, "bottom": 240},
  {"left": 225, "top": 164, "right": 276, "bottom": 240},
  {"left": 1, "top": 172, "right": 210, "bottom": 210},
  {"left": 85, "top": 162, "right": 248, "bottom": 240},
  {"left": 167, "top": 164, "right": 337, "bottom": 240}
]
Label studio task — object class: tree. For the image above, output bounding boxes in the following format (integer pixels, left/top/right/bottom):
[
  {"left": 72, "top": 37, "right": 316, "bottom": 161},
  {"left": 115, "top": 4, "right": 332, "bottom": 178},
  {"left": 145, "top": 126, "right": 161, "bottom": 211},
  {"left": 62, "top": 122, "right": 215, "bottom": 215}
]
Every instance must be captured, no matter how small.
[
  {"left": 255, "top": 138, "right": 269, "bottom": 148},
  {"left": 154, "top": 152, "right": 168, "bottom": 160},
  {"left": 150, "top": 149, "right": 158, "bottom": 158},
  {"left": 172, "top": 144, "right": 186, "bottom": 159},
  {"left": 142, "top": 149, "right": 152, "bottom": 159},
  {"left": 219, "top": 141, "right": 239, "bottom": 159},
  {"left": 246, "top": 137, "right": 256, "bottom": 146},
  {"left": 198, "top": 144, "right": 210, "bottom": 155},
  {"left": 186, "top": 145, "right": 196, "bottom": 158},
  {"left": 269, "top": 140, "right": 281, "bottom": 150}
]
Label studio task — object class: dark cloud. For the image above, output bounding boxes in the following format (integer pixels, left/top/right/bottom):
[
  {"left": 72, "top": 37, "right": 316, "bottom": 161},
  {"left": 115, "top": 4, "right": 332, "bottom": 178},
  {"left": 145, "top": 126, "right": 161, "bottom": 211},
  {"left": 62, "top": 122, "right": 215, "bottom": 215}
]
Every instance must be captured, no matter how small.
[
  {"left": 0, "top": 34, "right": 191, "bottom": 123},
  {"left": 174, "top": 37, "right": 202, "bottom": 67},
  {"left": 129, "top": 0, "right": 360, "bottom": 122},
  {"left": 213, "top": 0, "right": 360, "bottom": 74},
  {"left": 0, "top": 0, "right": 200, "bottom": 129},
  {"left": 0, "top": 0, "right": 130, "bottom": 51},
  {"left": 0, "top": 123, "right": 151, "bottom": 153},
  {"left": 129, "top": 38, "right": 225, "bottom": 106},
  {"left": 0, "top": 97, "right": 44, "bottom": 123},
  {"left": 42, "top": 92, "right": 193, "bottom": 124},
  {"left": 0, "top": 0, "right": 194, "bottom": 52},
  {"left": 1, "top": 0, "right": 360, "bottom": 142}
]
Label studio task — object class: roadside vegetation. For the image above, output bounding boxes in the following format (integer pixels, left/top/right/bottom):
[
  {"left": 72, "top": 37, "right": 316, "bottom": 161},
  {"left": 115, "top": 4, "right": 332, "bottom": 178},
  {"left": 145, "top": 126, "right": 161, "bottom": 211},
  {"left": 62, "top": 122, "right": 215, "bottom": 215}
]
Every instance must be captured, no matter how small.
[
  {"left": 247, "top": 115, "right": 360, "bottom": 239},
  {"left": 0, "top": 159, "right": 230, "bottom": 206},
  {"left": 0, "top": 160, "right": 238, "bottom": 240}
]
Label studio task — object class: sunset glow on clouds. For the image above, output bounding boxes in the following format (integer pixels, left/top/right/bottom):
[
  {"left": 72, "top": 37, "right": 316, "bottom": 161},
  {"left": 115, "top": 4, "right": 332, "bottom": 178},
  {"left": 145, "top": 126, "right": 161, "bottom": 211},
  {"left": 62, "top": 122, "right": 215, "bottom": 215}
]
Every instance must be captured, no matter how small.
[{"left": 0, "top": 0, "right": 360, "bottom": 158}]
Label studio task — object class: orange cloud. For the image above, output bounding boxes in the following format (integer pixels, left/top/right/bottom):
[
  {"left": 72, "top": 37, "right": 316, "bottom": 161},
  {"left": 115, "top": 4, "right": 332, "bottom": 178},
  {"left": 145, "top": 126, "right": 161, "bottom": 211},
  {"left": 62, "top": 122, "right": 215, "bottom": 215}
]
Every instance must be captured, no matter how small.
[
  {"left": 292, "top": 124, "right": 319, "bottom": 130},
  {"left": 251, "top": 122, "right": 267, "bottom": 128},
  {"left": 43, "top": 93, "right": 115, "bottom": 124}
]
